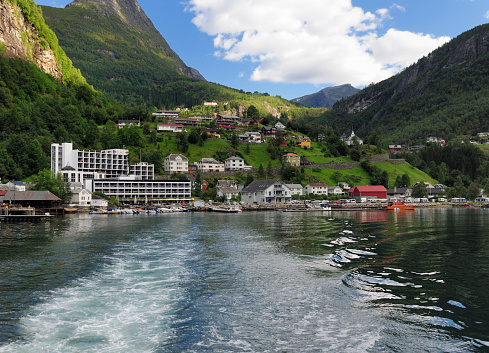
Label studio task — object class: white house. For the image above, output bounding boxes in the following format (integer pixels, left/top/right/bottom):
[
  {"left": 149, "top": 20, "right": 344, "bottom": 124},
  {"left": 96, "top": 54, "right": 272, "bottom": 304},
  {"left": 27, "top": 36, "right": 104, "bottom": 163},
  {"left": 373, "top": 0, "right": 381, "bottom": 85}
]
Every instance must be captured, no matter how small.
[
  {"left": 286, "top": 184, "right": 304, "bottom": 196},
  {"left": 225, "top": 156, "right": 251, "bottom": 171},
  {"left": 327, "top": 185, "right": 344, "bottom": 195},
  {"left": 241, "top": 179, "right": 291, "bottom": 204},
  {"left": 216, "top": 180, "right": 239, "bottom": 200},
  {"left": 164, "top": 154, "right": 189, "bottom": 174},
  {"left": 91, "top": 196, "right": 108, "bottom": 209},
  {"left": 5, "top": 181, "right": 26, "bottom": 191},
  {"left": 196, "top": 158, "right": 225, "bottom": 172},
  {"left": 275, "top": 122, "right": 286, "bottom": 131},
  {"left": 239, "top": 131, "right": 262, "bottom": 144},
  {"left": 157, "top": 124, "right": 184, "bottom": 133},
  {"left": 304, "top": 183, "right": 329, "bottom": 195},
  {"left": 71, "top": 188, "right": 92, "bottom": 207}
]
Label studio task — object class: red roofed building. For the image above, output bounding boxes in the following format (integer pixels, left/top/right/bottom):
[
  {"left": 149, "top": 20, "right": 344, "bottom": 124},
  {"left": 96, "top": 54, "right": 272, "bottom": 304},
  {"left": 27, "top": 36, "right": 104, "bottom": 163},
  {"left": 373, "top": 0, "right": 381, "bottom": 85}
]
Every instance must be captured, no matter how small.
[{"left": 349, "top": 185, "right": 387, "bottom": 200}]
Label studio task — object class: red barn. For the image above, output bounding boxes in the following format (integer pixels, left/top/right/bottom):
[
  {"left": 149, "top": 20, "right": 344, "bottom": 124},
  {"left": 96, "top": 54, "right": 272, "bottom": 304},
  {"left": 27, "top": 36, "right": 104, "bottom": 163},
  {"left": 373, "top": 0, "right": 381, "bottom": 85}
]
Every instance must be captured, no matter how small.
[{"left": 349, "top": 185, "right": 387, "bottom": 200}]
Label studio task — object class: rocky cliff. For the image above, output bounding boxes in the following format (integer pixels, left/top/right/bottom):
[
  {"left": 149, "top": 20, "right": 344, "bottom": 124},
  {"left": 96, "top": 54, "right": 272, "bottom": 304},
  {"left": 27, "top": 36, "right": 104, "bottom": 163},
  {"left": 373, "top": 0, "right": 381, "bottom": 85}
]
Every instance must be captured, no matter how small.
[{"left": 0, "top": 0, "right": 62, "bottom": 80}]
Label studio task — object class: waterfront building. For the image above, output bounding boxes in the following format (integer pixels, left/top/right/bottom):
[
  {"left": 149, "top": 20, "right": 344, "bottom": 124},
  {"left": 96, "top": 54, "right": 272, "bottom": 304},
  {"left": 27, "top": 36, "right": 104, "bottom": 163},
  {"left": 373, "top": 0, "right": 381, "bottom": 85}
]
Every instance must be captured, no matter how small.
[
  {"left": 216, "top": 180, "right": 239, "bottom": 200},
  {"left": 71, "top": 188, "right": 92, "bottom": 207},
  {"left": 349, "top": 185, "right": 387, "bottom": 201},
  {"left": 89, "top": 175, "right": 192, "bottom": 203},
  {"left": 240, "top": 179, "right": 291, "bottom": 204},
  {"left": 51, "top": 142, "right": 129, "bottom": 186},
  {"left": 286, "top": 184, "right": 304, "bottom": 196},
  {"left": 304, "top": 183, "right": 329, "bottom": 195}
]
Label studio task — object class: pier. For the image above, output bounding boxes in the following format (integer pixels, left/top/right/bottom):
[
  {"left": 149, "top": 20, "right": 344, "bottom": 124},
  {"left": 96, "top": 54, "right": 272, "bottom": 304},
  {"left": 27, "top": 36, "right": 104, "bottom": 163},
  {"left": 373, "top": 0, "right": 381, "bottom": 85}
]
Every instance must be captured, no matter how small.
[{"left": 0, "top": 206, "right": 54, "bottom": 222}]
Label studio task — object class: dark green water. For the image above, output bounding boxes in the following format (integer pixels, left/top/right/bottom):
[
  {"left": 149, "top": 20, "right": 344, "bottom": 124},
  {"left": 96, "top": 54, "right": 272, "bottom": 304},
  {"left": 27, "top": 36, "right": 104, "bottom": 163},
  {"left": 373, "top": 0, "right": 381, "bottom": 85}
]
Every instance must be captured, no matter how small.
[{"left": 0, "top": 208, "right": 488, "bottom": 352}]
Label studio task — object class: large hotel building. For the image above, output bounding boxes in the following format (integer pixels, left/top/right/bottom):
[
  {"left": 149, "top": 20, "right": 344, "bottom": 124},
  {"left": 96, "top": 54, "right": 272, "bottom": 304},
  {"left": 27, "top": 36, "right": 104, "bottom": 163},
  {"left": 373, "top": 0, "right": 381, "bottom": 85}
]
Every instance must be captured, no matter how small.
[{"left": 51, "top": 142, "right": 191, "bottom": 203}]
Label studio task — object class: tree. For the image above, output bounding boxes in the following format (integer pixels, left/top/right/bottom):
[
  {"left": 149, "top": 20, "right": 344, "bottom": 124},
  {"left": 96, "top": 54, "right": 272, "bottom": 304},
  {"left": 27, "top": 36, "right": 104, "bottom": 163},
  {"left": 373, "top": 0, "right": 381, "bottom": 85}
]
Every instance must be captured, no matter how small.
[
  {"left": 467, "top": 182, "right": 480, "bottom": 201},
  {"left": 178, "top": 132, "right": 189, "bottom": 153},
  {"left": 244, "top": 173, "right": 254, "bottom": 187},
  {"left": 246, "top": 105, "right": 260, "bottom": 121},
  {"left": 193, "top": 171, "right": 202, "bottom": 197},
  {"left": 31, "top": 169, "right": 72, "bottom": 204},
  {"left": 258, "top": 164, "right": 265, "bottom": 178},
  {"left": 350, "top": 149, "right": 361, "bottom": 161},
  {"left": 231, "top": 133, "right": 239, "bottom": 148},
  {"left": 412, "top": 182, "right": 428, "bottom": 198},
  {"left": 266, "top": 161, "right": 273, "bottom": 178}
]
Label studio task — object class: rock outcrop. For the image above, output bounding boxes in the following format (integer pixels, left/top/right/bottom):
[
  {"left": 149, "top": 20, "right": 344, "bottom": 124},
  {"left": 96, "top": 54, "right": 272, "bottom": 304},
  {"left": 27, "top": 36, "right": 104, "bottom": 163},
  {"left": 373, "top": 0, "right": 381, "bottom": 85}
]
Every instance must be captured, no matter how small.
[{"left": 0, "top": 0, "right": 62, "bottom": 81}]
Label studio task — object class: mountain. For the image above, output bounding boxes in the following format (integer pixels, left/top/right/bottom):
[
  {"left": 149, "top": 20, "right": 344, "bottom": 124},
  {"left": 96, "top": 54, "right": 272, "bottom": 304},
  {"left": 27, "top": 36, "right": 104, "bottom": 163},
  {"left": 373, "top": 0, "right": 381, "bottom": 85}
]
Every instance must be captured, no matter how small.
[
  {"left": 0, "top": 0, "right": 85, "bottom": 84},
  {"left": 318, "top": 24, "right": 489, "bottom": 143},
  {"left": 292, "top": 84, "right": 359, "bottom": 108},
  {"left": 41, "top": 0, "right": 205, "bottom": 106}
]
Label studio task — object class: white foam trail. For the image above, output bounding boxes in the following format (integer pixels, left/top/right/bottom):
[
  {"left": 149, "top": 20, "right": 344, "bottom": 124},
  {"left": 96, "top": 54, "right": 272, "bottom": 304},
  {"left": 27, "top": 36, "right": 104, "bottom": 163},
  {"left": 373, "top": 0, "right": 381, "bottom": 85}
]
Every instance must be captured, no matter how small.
[{"left": 1, "top": 236, "right": 189, "bottom": 353}]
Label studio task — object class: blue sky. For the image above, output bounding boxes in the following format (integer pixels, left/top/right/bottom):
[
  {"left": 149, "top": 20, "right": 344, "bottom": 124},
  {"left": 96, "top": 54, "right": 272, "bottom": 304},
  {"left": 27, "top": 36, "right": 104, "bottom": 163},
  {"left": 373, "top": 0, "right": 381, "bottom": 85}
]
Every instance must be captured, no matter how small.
[{"left": 36, "top": 0, "right": 489, "bottom": 99}]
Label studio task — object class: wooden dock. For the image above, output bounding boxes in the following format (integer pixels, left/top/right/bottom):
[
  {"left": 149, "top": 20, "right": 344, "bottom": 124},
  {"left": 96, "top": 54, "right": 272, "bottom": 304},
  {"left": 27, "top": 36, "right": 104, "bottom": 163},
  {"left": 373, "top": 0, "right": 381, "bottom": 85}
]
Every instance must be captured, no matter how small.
[{"left": 0, "top": 206, "right": 55, "bottom": 222}]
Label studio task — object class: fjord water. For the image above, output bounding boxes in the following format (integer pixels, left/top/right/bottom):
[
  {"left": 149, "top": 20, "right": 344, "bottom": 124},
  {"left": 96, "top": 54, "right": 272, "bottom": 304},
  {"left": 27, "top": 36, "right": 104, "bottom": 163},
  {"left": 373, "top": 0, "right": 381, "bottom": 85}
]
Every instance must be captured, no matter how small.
[{"left": 0, "top": 209, "right": 488, "bottom": 352}]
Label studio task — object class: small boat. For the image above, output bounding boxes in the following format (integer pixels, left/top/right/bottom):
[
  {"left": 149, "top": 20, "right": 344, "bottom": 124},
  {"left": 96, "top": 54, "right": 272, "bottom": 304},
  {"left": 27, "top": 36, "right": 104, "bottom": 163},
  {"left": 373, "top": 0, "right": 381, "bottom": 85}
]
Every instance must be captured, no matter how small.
[
  {"left": 210, "top": 206, "right": 242, "bottom": 213},
  {"left": 383, "top": 201, "right": 415, "bottom": 210}
]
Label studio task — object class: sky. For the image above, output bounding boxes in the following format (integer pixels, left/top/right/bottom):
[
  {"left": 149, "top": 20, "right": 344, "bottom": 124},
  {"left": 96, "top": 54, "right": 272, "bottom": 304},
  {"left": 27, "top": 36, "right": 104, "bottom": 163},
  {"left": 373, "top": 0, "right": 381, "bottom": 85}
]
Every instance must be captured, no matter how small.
[{"left": 36, "top": 0, "right": 489, "bottom": 100}]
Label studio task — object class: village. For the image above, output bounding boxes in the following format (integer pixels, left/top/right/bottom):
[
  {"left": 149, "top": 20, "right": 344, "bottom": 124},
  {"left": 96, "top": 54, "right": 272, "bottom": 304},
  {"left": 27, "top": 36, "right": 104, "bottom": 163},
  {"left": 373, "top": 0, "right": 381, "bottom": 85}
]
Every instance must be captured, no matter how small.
[{"left": 1, "top": 108, "right": 486, "bottom": 219}]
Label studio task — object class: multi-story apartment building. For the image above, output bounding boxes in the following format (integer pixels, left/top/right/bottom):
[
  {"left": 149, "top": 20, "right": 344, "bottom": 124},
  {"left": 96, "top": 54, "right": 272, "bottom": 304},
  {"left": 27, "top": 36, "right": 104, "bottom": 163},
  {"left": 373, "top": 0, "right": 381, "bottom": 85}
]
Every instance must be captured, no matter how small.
[
  {"left": 164, "top": 154, "right": 189, "bottom": 174},
  {"left": 90, "top": 175, "right": 192, "bottom": 203},
  {"left": 130, "top": 162, "right": 154, "bottom": 180},
  {"left": 51, "top": 143, "right": 129, "bottom": 186}
]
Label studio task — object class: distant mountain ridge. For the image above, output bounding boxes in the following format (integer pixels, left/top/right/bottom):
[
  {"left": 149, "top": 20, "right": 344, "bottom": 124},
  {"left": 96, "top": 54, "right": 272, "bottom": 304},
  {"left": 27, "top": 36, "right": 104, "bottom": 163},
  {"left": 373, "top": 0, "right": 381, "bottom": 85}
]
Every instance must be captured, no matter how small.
[
  {"left": 318, "top": 24, "right": 489, "bottom": 142},
  {"left": 292, "top": 84, "right": 359, "bottom": 108}
]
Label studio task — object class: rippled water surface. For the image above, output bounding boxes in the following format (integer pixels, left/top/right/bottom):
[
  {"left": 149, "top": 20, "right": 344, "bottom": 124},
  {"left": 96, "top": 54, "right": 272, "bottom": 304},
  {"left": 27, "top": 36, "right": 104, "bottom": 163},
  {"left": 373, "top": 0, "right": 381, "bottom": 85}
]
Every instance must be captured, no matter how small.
[{"left": 0, "top": 209, "right": 489, "bottom": 352}]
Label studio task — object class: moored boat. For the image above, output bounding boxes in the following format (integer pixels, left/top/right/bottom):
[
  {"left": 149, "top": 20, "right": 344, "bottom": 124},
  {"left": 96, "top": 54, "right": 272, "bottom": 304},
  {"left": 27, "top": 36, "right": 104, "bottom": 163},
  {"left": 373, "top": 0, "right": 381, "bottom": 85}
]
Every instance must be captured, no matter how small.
[{"left": 383, "top": 201, "right": 415, "bottom": 210}]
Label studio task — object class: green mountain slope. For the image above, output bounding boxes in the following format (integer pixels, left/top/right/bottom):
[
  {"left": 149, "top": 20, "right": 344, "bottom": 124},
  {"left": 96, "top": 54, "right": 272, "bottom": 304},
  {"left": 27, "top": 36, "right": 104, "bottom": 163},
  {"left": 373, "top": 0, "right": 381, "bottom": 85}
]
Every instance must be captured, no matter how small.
[
  {"left": 316, "top": 24, "right": 489, "bottom": 143},
  {"left": 41, "top": 0, "right": 208, "bottom": 106},
  {"left": 292, "top": 84, "right": 359, "bottom": 108}
]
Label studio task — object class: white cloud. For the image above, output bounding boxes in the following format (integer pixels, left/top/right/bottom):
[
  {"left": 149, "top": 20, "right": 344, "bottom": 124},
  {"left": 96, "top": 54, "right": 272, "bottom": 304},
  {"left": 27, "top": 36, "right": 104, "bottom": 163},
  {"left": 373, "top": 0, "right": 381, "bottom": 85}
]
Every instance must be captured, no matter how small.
[
  {"left": 485, "top": 10, "right": 489, "bottom": 19},
  {"left": 186, "top": 0, "right": 450, "bottom": 86}
]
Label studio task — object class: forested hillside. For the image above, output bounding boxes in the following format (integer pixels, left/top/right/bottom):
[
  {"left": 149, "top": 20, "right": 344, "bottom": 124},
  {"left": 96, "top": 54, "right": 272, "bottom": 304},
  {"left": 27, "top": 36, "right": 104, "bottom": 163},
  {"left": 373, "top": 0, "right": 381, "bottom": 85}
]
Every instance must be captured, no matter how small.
[
  {"left": 313, "top": 24, "right": 489, "bottom": 144},
  {"left": 41, "top": 0, "right": 207, "bottom": 107}
]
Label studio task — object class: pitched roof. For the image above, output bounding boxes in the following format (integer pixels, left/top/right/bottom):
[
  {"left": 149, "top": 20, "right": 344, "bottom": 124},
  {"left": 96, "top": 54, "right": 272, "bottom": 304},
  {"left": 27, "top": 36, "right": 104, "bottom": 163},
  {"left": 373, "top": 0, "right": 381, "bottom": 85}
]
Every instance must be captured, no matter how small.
[
  {"left": 307, "top": 183, "right": 328, "bottom": 187},
  {"left": 219, "top": 186, "right": 239, "bottom": 194},
  {"left": 165, "top": 154, "right": 188, "bottom": 161},
  {"left": 350, "top": 185, "right": 387, "bottom": 193},
  {"left": 242, "top": 179, "right": 282, "bottom": 193},
  {"left": 283, "top": 153, "right": 300, "bottom": 157},
  {"left": 1, "top": 191, "right": 61, "bottom": 201}
]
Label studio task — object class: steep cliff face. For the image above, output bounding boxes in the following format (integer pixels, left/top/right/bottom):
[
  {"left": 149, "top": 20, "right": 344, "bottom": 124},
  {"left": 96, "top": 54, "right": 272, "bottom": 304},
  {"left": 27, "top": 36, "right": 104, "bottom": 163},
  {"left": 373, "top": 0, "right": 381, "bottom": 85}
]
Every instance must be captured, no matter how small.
[{"left": 0, "top": 0, "right": 62, "bottom": 80}]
